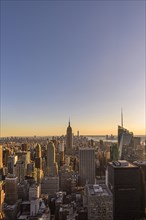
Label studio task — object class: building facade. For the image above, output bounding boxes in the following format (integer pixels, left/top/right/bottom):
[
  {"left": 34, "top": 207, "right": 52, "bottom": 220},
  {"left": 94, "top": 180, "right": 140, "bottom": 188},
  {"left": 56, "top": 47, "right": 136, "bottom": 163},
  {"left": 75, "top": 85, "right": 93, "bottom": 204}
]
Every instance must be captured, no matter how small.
[
  {"left": 79, "top": 148, "right": 95, "bottom": 186},
  {"left": 83, "top": 184, "right": 112, "bottom": 220},
  {"left": 66, "top": 121, "right": 73, "bottom": 153},
  {"left": 107, "top": 160, "right": 144, "bottom": 220}
]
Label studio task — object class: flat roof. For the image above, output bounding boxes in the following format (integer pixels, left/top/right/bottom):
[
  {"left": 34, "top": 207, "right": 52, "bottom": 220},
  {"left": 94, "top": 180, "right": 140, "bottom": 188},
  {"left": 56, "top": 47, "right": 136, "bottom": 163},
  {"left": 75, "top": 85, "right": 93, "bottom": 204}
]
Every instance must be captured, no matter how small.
[
  {"left": 86, "top": 184, "right": 112, "bottom": 196},
  {"left": 108, "top": 160, "right": 138, "bottom": 168}
]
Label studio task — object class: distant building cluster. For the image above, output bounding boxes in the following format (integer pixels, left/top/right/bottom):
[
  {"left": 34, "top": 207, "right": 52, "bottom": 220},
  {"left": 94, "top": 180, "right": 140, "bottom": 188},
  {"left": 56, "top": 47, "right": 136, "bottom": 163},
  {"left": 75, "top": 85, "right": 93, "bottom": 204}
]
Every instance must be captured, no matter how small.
[{"left": 0, "top": 120, "right": 146, "bottom": 220}]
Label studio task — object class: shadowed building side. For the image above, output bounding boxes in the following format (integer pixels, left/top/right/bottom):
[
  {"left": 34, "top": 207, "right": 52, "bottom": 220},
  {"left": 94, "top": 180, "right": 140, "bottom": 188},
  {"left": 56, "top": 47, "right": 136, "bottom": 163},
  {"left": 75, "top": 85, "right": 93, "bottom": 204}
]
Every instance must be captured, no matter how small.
[{"left": 79, "top": 148, "right": 95, "bottom": 186}]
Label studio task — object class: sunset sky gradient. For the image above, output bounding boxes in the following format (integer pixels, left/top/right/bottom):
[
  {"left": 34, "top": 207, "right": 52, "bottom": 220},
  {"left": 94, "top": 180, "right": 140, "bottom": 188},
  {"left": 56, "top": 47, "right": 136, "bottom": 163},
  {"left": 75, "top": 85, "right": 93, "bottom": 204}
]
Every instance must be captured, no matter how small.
[{"left": 1, "top": 0, "right": 145, "bottom": 137}]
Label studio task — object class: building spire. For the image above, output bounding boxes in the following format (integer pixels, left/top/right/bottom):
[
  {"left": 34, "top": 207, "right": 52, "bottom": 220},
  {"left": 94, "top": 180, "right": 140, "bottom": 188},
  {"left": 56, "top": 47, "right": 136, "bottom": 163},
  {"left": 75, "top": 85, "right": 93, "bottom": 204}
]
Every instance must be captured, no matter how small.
[
  {"left": 121, "top": 108, "right": 123, "bottom": 127},
  {"left": 69, "top": 117, "right": 70, "bottom": 126}
]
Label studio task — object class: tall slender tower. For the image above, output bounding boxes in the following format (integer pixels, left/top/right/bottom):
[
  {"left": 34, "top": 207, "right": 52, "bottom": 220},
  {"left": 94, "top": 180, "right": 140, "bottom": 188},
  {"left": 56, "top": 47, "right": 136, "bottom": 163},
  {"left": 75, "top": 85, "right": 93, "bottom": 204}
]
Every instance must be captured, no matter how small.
[
  {"left": 47, "top": 142, "right": 55, "bottom": 167},
  {"left": 36, "top": 144, "right": 41, "bottom": 158},
  {"left": 47, "top": 141, "right": 58, "bottom": 176},
  {"left": 66, "top": 120, "right": 73, "bottom": 152},
  {"left": 121, "top": 108, "right": 123, "bottom": 128}
]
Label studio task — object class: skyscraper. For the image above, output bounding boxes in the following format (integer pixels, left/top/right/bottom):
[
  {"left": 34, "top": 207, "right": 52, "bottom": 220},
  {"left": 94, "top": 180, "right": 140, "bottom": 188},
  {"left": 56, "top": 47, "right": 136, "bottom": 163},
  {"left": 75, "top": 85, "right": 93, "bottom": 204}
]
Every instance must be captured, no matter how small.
[
  {"left": 0, "top": 182, "right": 4, "bottom": 217},
  {"left": 107, "top": 160, "right": 144, "bottom": 220},
  {"left": 14, "top": 160, "right": 25, "bottom": 183},
  {"left": 7, "top": 155, "right": 18, "bottom": 174},
  {"left": 0, "top": 146, "right": 3, "bottom": 182},
  {"left": 66, "top": 120, "right": 73, "bottom": 153},
  {"left": 0, "top": 146, "right": 4, "bottom": 218},
  {"left": 0, "top": 146, "right": 3, "bottom": 169},
  {"left": 79, "top": 148, "right": 95, "bottom": 186},
  {"left": 47, "top": 141, "right": 55, "bottom": 167},
  {"left": 118, "top": 115, "right": 134, "bottom": 160},
  {"left": 35, "top": 143, "right": 42, "bottom": 170},
  {"left": 47, "top": 141, "right": 58, "bottom": 176},
  {"left": 35, "top": 144, "right": 42, "bottom": 158},
  {"left": 5, "top": 174, "right": 18, "bottom": 205}
]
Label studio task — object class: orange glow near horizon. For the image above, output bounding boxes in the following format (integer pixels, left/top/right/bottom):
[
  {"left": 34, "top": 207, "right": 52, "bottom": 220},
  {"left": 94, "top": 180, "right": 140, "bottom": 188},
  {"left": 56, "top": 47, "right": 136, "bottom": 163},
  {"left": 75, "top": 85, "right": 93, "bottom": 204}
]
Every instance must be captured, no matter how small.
[{"left": 1, "top": 123, "right": 145, "bottom": 137}]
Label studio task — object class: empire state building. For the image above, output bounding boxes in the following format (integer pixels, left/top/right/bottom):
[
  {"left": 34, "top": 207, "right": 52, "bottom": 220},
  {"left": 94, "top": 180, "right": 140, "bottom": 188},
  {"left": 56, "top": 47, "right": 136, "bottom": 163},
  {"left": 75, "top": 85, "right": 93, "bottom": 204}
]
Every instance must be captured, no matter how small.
[{"left": 66, "top": 120, "right": 73, "bottom": 152}]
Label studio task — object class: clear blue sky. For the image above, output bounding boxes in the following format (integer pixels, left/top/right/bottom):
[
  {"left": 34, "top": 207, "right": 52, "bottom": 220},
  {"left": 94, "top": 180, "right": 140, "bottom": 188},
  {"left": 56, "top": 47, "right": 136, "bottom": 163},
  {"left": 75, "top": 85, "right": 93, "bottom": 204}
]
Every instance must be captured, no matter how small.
[{"left": 1, "top": 0, "right": 145, "bottom": 136}]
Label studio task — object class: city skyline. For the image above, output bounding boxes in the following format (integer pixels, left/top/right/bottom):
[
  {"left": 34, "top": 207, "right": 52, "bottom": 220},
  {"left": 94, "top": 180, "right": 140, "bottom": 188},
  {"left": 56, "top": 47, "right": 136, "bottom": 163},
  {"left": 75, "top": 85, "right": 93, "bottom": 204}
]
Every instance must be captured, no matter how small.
[{"left": 1, "top": 0, "right": 145, "bottom": 137}]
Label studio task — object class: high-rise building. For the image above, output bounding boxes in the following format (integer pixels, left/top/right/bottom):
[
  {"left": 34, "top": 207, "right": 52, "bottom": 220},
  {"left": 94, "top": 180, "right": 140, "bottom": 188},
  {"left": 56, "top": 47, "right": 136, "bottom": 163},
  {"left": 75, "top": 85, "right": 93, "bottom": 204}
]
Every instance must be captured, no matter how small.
[
  {"left": 0, "top": 150, "right": 4, "bottom": 220},
  {"left": 47, "top": 141, "right": 55, "bottom": 167},
  {"left": 47, "top": 141, "right": 58, "bottom": 176},
  {"left": 66, "top": 120, "right": 73, "bottom": 152},
  {"left": 35, "top": 157, "right": 42, "bottom": 170},
  {"left": 118, "top": 125, "right": 133, "bottom": 160},
  {"left": 0, "top": 146, "right": 3, "bottom": 169},
  {"left": 35, "top": 144, "right": 41, "bottom": 158},
  {"left": 14, "top": 160, "right": 25, "bottom": 183},
  {"left": 21, "top": 143, "right": 28, "bottom": 151},
  {"left": 0, "top": 146, "right": 3, "bottom": 182},
  {"left": 133, "top": 161, "right": 146, "bottom": 214},
  {"left": 16, "top": 151, "right": 30, "bottom": 170},
  {"left": 29, "top": 184, "right": 40, "bottom": 201},
  {"left": 41, "top": 176, "right": 59, "bottom": 195},
  {"left": 59, "top": 141, "right": 65, "bottom": 166},
  {"left": 0, "top": 182, "right": 4, "bottom": 216},
  {"left": 7, "top": 155, "right": 18, "bottom": 174},
  {"left": 79, "top": 148, "right": 95, "bottom": 186},
  {"left": 3, "top": 148, "right": 10, "bottom": 166},
  {"left": 5, "top": 174, "right": 18, "bottom": 205},
  {"left": 107, "top": 160, "right": 144, "bottom": 220}
]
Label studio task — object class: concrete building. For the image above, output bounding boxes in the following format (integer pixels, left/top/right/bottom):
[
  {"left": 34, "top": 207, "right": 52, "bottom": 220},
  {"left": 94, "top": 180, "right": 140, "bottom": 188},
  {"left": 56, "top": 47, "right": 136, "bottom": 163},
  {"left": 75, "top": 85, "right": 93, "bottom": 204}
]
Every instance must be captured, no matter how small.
[
  {"left": 14, "top": 160, "right": 25, "bottom": 183},
  {"left": 36, "top": 144, "right": 42, "bottom": 158},
  {"left": 47, "top": 142, "right": 58, "bottom": 176},
  {"left": 79, "top": 148, "right": 95, "bottom": 186},
  {"left": 16, "top": 151, "right": 30, "bottom": 170},
  {"left": 83, "top": 184, "right": 112, "bottom": 220},
  {"left": 30, "top": 198, "right": 40, "bottom": 216},
  {"left": 41, "top": 176, "right": 59, "bottom": 195},
  {"left": 0, "top": 146, "right": 3, "bottom": 169},
  {"left": 0, "top": 182, "right": 4, "bottom": 217},
  {"left": 35, "top": 157, "right": 42, "bottom": 170},
  {"left": 21, "top": 143, "right": 28, "bottom": 151},
  {"left": 59, "top": 141, "right": 65, "bottom": 167},
  {"left": 29, "top": 184, "right": 40, "bottom": 201},
  {"left": 7, "top": 155, "right": 18, "bottom": 174},
  {"left": 5, "top": 174, "right": 18, "bottom": 205},
  {"left": 3, "top": 148, "right": 10, "bottom": 167}
]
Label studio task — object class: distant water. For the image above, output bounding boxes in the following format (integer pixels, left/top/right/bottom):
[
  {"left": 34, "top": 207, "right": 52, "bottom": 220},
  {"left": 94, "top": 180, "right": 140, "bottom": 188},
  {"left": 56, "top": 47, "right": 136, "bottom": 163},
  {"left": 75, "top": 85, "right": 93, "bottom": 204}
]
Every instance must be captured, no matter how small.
[
  {"left": 87, "top": 135, "right": 146, "bottom": 143},
  {"left": 87, "top": 135, "right": 117, "bottom": 142}
]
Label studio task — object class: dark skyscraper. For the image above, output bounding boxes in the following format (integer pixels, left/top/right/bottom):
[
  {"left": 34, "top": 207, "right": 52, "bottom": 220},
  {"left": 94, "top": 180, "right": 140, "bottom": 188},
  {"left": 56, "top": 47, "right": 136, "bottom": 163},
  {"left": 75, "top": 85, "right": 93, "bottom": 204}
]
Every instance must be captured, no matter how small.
[
  {"left": 79, "top": 148, "right": 95, "bottom": 186},
  {"left": 107, "top": 160, "right": 144, "bottom": 220},
  {"left": 66, "top": 120, "right": 73, "bottom": 153}
]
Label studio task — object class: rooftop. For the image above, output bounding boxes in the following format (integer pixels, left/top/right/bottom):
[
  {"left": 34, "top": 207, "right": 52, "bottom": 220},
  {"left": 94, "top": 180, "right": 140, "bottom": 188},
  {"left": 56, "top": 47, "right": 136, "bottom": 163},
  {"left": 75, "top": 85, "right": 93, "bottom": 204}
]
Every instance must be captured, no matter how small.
[
  {"left": 86, "top": 184, "right": 112, "bottom": 197},
  {"left": 109, "top": 160, "right": 137, "bottom": 168}
]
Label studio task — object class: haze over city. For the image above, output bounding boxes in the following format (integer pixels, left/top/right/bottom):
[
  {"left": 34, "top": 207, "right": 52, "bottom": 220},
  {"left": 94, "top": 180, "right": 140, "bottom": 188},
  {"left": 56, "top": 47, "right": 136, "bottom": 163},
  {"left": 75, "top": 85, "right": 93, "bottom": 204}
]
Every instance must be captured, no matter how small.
[{"left": 1, "top": 0, "right": 145, "bottom": 137}]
